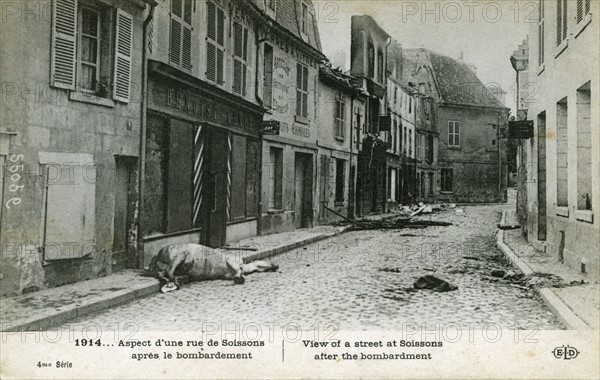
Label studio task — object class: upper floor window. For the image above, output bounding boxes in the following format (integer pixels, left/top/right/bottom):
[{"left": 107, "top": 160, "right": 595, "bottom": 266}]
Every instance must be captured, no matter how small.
[
  {"left": 577, "top": 0, "right": 591, "bottom": 23},
  {"left": 233, "top": 22, "right": 249, "bottom": 96},
  {"left": 301, "top": 3, "right": 308, "bottom": 34},
  {"left": 441, "top": 169, "right": 453, "bottom": 192},
  {"left": 368, "top": 42, "right": 375, "bottom": 79},
  {"left": 394, "top": 87, "right": 398, "bottom": 104},
  {"left": 377, "top": 49, "right": 383, "bottom": 83},
  {"left": 335, "top": 98, "right": 346, "bottom": 140},
  {"left": 170, "top": 0, "right": 193, "bottom": 70},
  {"left": 296, "top": 63, "right": 309, "bottom": 118},
  {"left": 50, "top": 0, "right": 133, "bottom": 102},
  {"left": 556, "top": 0, "right": 567, "bottom": 46},
  {"left": 448, "top": 121, "right": 460, "bottom": 147},
  {"left": 538, "top": 0, "right": 545, "bottom": 65},
  {"left": 206, "top": 1, "right": 225, "bottom": 85}
]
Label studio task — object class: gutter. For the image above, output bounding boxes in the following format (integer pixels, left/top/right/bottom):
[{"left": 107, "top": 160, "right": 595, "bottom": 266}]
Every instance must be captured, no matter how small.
[{"left": 137, "top": 3, "right": 155, "bottom": 269}]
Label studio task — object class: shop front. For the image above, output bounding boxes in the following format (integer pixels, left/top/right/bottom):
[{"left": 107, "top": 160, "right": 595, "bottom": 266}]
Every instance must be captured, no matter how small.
[{"left": 142, "top": 62, "right": 264, "bottom": 264}]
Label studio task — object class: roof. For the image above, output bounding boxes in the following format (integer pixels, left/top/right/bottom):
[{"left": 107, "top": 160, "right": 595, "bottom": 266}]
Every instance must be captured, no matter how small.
[
  {"left": 405, "top": 48, "right": 507, "bottom": 109},
  {"left": 249, "top": 0, "right": 322, "bottom": 53},
  {"left": 319, "top": 63, "right": 365, "bottom": 95}
]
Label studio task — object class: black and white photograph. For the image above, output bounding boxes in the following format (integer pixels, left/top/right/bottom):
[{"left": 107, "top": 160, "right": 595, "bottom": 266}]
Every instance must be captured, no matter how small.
[{"left": 0, "top": 0, "right": 598, "bottom": 378}]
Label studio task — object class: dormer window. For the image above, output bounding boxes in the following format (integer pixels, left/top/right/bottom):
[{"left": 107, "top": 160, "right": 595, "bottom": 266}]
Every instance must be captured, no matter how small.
[{"left": 301, "top": 3, "right": 308, "bottom": 34}]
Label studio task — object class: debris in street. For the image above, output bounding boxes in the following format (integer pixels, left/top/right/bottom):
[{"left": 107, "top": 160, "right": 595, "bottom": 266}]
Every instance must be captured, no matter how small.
[
  {"left": 222, "top": 246, "right": 258, "bottom": 251},
  {"left": 346, "top": 217, "right": 453, "bottom": 231},
  {"left": 491, "top": 269, "right": 506, "bottom": 278},
  {"left": 413, "top": 275, "right": 458, "bottom": 292}
]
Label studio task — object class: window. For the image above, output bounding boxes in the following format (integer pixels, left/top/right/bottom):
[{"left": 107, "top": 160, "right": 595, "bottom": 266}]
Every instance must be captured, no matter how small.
[
  {"left": 230, "top": 136, "right": 260, "bottom": 221},
  {"left": 394, "top": 87, "right": 398, "bottom": 104},
  {"left": 368, "top": 42, "right": 375, "bottom": 79},
  {"left": 296, "top": 63, "right": 309, "bottom": 118},
  {"left": 49, "top": 0, "right": 133, "bottom": 101},
  {"left": 170, "top": 0, "right": 193, "bottom": 70},
  {"left": 556, "top": 98, "right": 568, "bottom": 207},
  {"left": 263, "top": 44, "right": 273, "bottom": 107},
  {"left": 268, "top": 147, "right": 283, "bottom": 209},
  {"left": 233, "top": 22, "right": 249, "bottom": 96},
  {"left": 426, "top": 135, "right": 434, "bottom": 162},
  {"left": 206, "top": 1, "right": 225, "bottom": 85},
  {"left": 441, "top": 169, "right": 453, "bottom": 192},
  {"left": 576, "top": 84, "right": 592, "bottom": 211},
  {"left": 41, "top": 154, "right": 95, "bottom": 260},
  {"left": 556, "top": 0, "right": 567, "bottom": 46},
  {"left": 377, "top": 49, "right": 384, "bottom": 83},
  {"left": 403, "top": 126, "right": 407, "bottom": 155},
  {"left": 416, "top": 134, "right": 422, "bottom": 160},
  {"left": 538, "top": 0, "right": 545, "bottom": 65},
  {"left": 335, "top": 159, "right": 345, "bottom": 202},
  {"left": 577, "top": 0, "right": 591, "bottom": 23},
  {"left": 408, "top": 129, "right": 413, "bottom": 157},
  {"left": 419, "top": 83, "right": 426, "bottom": 93},
  {"left": 448, "top": 121, "right": 460, "bottom": 147},
  {"left": 78, "top": 7, "right": 100, "bottom": 92},
  {"left": 301, "top": 2, "right": 308, "bottom": 34},
  {"left": 335, "top": 98, "right": 346, "bottom": 139},
  {"left": 409, "top": 97, "right": 412, "bottom": 113}
]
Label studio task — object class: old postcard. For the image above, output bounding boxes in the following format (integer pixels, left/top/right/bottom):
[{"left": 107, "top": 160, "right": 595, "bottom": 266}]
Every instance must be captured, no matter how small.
[{"left": 0, "top": 0, "right": 598, "bottom": 378}]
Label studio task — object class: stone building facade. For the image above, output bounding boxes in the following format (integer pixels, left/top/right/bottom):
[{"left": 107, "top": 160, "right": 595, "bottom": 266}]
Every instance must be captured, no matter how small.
[
  {"left": 0, "top": 0, "right": 154, "bottom": 295},
  {"left": 519, "top": 0, "right": 599, "bottom": 278}
]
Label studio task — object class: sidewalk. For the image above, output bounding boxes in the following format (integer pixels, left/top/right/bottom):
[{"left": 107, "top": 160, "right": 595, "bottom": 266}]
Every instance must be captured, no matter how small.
[
  {"left": 497, "top": 210, "right": 600, "bottom": 330},
  {"left": 1, "top": 222, "right": 360, "bottom": 332}
]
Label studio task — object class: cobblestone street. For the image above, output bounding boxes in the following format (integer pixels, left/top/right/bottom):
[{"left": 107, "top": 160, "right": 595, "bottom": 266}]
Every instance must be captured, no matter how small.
[{"left": 60, "top": 205, "right": 563, "bottom": 331}]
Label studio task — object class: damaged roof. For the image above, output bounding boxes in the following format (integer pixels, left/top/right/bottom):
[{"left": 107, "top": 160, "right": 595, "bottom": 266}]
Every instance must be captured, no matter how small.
[
  {"left": 319, "top": 63, "right": 365, "bottom": 95},
  {"left": 407, "top": 48, "right": 507, "bottom": 109},
  {"left": 249, "top": 0, "right": 322, "bottom": 53}
]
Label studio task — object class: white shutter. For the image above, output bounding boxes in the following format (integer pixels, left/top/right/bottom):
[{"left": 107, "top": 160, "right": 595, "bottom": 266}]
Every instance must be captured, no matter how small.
[
  {"left": 113, "top": 8, "right": 133, "bottom": 103},
  {"left": 50, "top": 0, "right": 77, "bottom": 90}
]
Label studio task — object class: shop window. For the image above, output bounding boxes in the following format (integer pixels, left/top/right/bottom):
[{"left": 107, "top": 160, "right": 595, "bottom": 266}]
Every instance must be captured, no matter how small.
[
  {"left": 296, "top": 63, "right": 309, "bottom": 118},
  {"left": 263, "top": 44, "right": 273, "bottom": 108},
  {"left": 233, "top": 22, "right": 249, "bottom": 96},
  {"left": 335, "top": 159, "right": 346, "bottom": 203},
  {"left": 448, "top": 120, "right": 460, "bottom": 147},
  {"left": 50, "top": 0, "right": 133, "bottom": 102},
  {"left": 269, "top": 147, "right": 283, "bottom": 209},
  {"left": 206, "top": 1, "right": 225, "bottom": 85},
  {"left": 170, "top": 0, "right": 193, "bottom": 70},
  {"left": 441, "top": 169, "right": 453, "bottom": 192},
  {"left": 576, "top": 84, "right": 592, "bottom": 211}
]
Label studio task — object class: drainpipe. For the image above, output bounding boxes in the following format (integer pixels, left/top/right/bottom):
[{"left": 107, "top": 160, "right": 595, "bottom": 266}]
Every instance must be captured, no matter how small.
[
  {"left": 349, "top": 94, "right": 355, "bottom": 219},
  {"left": 254, "top": 18, "right": 272, "bottom": 235},
  {"left": 137, "top": 3, "right": 155, "bottom": 269}
]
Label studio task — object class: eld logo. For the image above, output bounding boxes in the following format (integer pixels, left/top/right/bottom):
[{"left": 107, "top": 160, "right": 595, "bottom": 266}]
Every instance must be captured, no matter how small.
[{"left": 552, "top": 346, "right": 580, "bottom": 360}]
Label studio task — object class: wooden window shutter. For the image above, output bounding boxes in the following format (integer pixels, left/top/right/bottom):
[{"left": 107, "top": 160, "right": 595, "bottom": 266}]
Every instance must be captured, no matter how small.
[
  {"left": 114, "top": 8, "right": 133, "bottom": 103},
  {"left": 50, "top": 0, "right": 77, "bottom": 90},
  {"left": 182, "top": 0, "right": 192, "bottom": 70}
]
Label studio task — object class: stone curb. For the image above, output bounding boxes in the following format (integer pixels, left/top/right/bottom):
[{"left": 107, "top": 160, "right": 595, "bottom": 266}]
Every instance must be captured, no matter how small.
[
  {"left": 496, "top": 212, "right": 591, "bottom": 330},
  {"left": 2, "top": 228, "right": 351, "bottom": 332}
]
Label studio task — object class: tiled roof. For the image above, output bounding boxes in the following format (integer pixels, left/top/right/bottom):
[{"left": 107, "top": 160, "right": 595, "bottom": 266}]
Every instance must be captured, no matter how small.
[
  {"left": 426, "top": 50, "right": 506, "bottom": 109},
  {"left": 249, "top": 0, "right": 322, "bottom": 52},
  {"left": 319, "top": 63, "right": 364, "bottom": 95}
]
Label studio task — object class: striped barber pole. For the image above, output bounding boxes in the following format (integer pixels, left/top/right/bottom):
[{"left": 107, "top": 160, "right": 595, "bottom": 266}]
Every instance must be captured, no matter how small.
[
  {"left": 226, "top": 132, "right": 232, "bottom": 221},
  {"left": 193, "top": 125, "right": 205, "bottom": 227}
]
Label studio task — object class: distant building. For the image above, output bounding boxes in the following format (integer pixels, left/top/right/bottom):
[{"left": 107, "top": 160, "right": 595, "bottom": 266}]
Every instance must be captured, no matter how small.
[
  {"left": 350, "top": 15, "right": 390, "bottom": 216},
  {"left": 516, "top": 0, "right": 599, "bottom": 278},
  {"left": 402, "top": 48, "right": 509, "bottom": 204}
]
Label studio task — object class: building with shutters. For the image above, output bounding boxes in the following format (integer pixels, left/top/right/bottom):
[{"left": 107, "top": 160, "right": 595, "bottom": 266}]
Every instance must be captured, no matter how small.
[
  {"left": 350, "top": 15, "right": 391, "bottom": 216},
  {"left": 515, "top": 0, "right": 599, "bottom": 278},
  {"left": 255, "top": 0, "right": 326, "bottom": 235},
  {"left": 401, "top": 48, "right": 509, "bottom": 205},
  {"left": 0, "top": 0, "right": 154, "bottom": 296},
  {"left": 315, "top": 63, "right": 366, "bottom": 224},
  {"left": 141, "top": 0, "right": 268, "bottom": 262}
]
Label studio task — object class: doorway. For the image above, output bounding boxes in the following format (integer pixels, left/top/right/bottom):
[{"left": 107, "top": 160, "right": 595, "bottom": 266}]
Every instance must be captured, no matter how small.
[
  {"left": 113, "top": 156, "right": 137, "bottom": 270},
  {"left": 537, "top": 112, "right": 547, "bottom": 241},
  {"left": 294, "top": 152, "right": 313, "bottom": 228}
]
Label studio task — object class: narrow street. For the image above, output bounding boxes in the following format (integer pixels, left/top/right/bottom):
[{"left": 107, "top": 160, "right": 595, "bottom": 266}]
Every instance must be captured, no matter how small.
[{"left": 60, "top": 205, "right": 563, "bottom": 331}]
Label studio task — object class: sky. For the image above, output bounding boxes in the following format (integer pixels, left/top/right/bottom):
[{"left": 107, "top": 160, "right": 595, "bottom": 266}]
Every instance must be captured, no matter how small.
[{"left": 315, "top": 0, "right": 534, "bottom": 114}]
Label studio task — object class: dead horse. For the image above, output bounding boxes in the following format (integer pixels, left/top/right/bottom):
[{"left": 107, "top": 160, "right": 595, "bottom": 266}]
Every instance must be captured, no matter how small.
[{"left": 147, "top": 243, "right": 279, "bottom": 292}]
